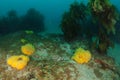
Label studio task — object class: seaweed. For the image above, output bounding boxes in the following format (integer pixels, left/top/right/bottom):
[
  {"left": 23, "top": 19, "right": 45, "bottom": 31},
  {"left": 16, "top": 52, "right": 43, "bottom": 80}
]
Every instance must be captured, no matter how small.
[
  {"left": 88, "top": 0, "right": 119, "bottom": 54},
  {"left": 98, "top": 28, "right": 114, "bottom": 53},
  {"left": 90, "top": 28, "right": 114, "bottom": 54},
  {"left": 88, "top": 0, "right": 119, "bottom": 34},
  {"left": 60, "top": 1, "right": 88, "bottom": 41},
  {"left": 0, "top": 8, "right": 45, "bottom": 35},
  {"left": 0, "top": 10, "right": 20, "bottom": 35},
  {"left": 20, "top": 8, "right": 45, "bottom": 32},
  {"left": 60, "top": 11, "right": 80, "bottom": 41}
]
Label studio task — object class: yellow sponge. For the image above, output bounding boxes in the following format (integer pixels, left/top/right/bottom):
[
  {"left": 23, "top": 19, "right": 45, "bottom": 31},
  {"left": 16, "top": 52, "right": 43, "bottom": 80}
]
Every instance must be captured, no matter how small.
[
  {"left": 7, "top": 55, "right": 29, "bottom": 70},
  {"left": 21, "top": 43, "right": 35, "bottom": 55},
  {"left": 72, "top": 47, "right": 91, "bottom": 64}
]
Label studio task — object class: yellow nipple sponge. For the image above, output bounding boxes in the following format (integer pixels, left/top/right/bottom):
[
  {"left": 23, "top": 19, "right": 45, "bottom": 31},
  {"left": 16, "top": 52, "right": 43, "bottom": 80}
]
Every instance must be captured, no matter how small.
[
  {"left": 7, "top": 55, "right": 29, "bottom": 70},
  {"left": 72, "top": 47, "right": 91, "bottom": 64},
  {"left": 21, "top": 43, "right": 35, "bottom": 55}
]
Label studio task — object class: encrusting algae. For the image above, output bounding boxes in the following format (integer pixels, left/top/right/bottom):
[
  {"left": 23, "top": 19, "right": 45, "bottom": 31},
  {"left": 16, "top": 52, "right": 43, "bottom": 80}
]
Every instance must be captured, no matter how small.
[
  {"left": 7, "top": 55, "right": 29, "bottom": 70},
  {"left": 25, "top": 30, "right": 34, "bottom": 34},
  {"left": 20, "top": 38, "right": 27, "bottom": 43},
  {"left": 72, "top": 47, "right": 91, "bottom": 64}
]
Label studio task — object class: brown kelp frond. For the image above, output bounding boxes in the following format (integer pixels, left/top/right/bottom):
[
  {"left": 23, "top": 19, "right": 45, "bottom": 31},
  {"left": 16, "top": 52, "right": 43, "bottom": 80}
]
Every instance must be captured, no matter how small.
[
  {"left": 90, "top": 28, "right": 114, "bottom": 54},
  {"left": 60, "top": 1, "right": 88, "bottom": 41},
  {"left": 70, "top": 2, "right": 88, "bottom": 20},
  {"left": 89, "top": 0, "right": 119, "bottom": 34},
  {"left": 98, "top": 29, "right": 114, "bottom": 53},
  {"left": 60, "top": 11, "right": 80, "bottom": 41}
]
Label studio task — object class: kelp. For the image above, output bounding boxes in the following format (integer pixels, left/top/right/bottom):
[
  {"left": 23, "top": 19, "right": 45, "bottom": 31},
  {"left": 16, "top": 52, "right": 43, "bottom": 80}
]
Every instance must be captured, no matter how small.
[
  {"left": 60, "top": 0, "right": 119, "bottom": 54},
  {"left": 90, "top": 28, "right": 114, "bottom": 54},
  {"left": 88, "top": 0, "right": 119, "bottom": 54},
  {"left": 88, "top": 0, "right": 119, "bottom": 34},
  {"left": 61, "top": 12, "right": 80, "bottom": 41},
  {"left": 60, "top": 1, "right": 88, "bottom": 41},
  {"left": 97, "top": 28, "right": 114, "bottom": 53},
  {"left": 0, "top": 8, "right": 45, "bottom": 35}
]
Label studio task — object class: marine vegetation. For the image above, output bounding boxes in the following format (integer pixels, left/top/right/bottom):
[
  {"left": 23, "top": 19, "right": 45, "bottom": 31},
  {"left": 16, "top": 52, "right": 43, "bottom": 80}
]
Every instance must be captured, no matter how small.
[
  {"left": 88, "top": 0, "right": 119, "bottom": 34},
  {"left": 72, "top": 47, "right": 91, "bottom": 64},
  {"left": 20, "top": 8, "right": 45, "bottom": 32},
  {"left": 7, "top": 55, "right": 29, "bottom": 70},
  {"left": 60, "top": 1, "right": 88, "bottom": 41},
  {"left": 25, "top": 30, "right": 34, "bottom": 34},
  {"left": 0, "top": 10, "right": 20, "bottom": 34},
  {"left": 91, "top": 28, "right": 114, "bottom": 54},
  {"left": 88, "top": 0, "right": 119, "bottom": 54},
  {"left": 0, "top": 8, "right": 45, "bottom": 35},
  {"left": 60, "top": 0, "right": 119, "bottom": 54}
]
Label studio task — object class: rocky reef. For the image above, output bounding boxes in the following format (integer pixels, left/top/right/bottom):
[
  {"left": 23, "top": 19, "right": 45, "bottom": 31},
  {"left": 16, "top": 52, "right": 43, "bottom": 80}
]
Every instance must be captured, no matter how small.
[{"left": 0, "top": 31, "right": 120, "bottom": 80}]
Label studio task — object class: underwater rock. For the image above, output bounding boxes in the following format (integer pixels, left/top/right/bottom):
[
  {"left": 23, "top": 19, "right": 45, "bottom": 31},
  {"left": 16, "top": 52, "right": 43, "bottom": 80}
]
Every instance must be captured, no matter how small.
[{"left": 0, "top": 31, "right": 119, "bottom": 80}]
